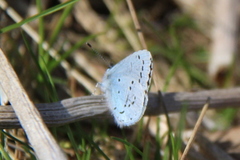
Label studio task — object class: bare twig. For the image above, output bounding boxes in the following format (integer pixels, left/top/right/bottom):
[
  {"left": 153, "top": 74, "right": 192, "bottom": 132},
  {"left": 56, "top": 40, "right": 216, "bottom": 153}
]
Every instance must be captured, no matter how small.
[{"left": 1, "top": 88, "right": 240, "bottom": 129}]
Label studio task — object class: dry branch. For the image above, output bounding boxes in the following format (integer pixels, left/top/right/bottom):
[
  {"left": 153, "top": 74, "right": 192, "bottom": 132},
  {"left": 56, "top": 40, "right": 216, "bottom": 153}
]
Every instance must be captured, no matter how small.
[
  {"left": 1, "top": 88, "right": 240, "bottom": 129},
  {"left": 0, "top": 49, "right": 67, "bottom": 160}
]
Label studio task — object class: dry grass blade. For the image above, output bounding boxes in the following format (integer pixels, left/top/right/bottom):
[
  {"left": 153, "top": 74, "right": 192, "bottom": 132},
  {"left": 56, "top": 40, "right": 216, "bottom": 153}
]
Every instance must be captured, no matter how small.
[
  {"left": 0, "top": 49, "right": 66, "bottom": 160},
  {"left": 126, "top": 0, "right": 147, "bottom": 49},
  {"left": 180, "top": 98, "right": 210, "bottom": 160}
]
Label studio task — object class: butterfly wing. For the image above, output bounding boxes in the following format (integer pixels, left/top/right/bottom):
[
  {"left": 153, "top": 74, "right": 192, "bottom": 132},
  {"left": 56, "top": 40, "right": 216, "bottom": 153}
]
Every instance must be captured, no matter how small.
[{"left": 100, "top": 50, "right": 153, "bottom": 127}]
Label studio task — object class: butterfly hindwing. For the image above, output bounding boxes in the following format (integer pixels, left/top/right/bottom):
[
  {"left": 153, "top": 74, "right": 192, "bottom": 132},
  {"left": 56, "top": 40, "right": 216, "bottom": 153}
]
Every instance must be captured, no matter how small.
[{"left": 105, "top": 76, "right": 147, "bottom": 127}]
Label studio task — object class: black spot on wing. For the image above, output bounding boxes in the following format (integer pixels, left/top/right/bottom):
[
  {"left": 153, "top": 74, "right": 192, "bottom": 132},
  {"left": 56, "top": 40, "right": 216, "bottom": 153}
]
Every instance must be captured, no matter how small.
[
  {"left": 147, "top": 78, "right": 150, "bottom": 86},
  {"left": 143, "top": 96, "right": 147, "bottom": 107}
]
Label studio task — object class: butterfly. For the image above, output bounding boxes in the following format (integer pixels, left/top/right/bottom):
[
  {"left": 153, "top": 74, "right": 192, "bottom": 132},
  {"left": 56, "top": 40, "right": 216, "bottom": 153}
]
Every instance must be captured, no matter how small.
[{"left": 99, "top": 50, "right": 153, "bottom": 127}]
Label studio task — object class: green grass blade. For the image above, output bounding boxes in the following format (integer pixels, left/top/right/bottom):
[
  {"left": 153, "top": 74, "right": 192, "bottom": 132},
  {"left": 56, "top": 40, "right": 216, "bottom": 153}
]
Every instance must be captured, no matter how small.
[
  {"left": 49, "top": 3, "right": 75, "bottom": 46},
  {"left": 71, "top": 123, "right": 109, "bottom": 160},
  {"left": 125, "top": 144, "right": 134, "bottom": 160},
  {"left": 0, "top": 0, "right": 78, "bottom": 34},
  {"left": 173, "top": 106, "right": 187, "bottom": 160},
  {"left": 0, "top": 143, "right": 11, "bottom": 160},
  {"left": 112, "top": 137, "right": 143, "bottom": 157},
  {"left": 36, "top": 0, "right": 45, "bottom": 64},
  {"left": 154, "top": 117, "right": 162, "bottom": 160},
  {"left": 22, "top": 32, "right": 58, "bottom": 102},
  {"left": 1, "top": 130, "right": 33, "bottom": 151},
  {"left": 65, "top": 125, "right": 81, "bottom": 159},
  {"left": 142, "top": 141, "right": 150, "bottom": 160},
  {"left": 87, "top": 136, "right": 110, "bottom": 160}
]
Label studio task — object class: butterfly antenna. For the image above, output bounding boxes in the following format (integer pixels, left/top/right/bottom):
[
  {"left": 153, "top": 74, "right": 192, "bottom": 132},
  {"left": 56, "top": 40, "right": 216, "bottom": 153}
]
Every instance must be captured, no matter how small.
[{"left": 86, "top": 42, "right": 112, "bottom": 68}]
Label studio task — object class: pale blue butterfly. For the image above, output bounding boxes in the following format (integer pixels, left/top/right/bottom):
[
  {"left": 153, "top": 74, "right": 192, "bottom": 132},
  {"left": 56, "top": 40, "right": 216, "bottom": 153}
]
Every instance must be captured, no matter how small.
[{"left": 99, "top": 50, "right": 153, "bottom": 127}]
